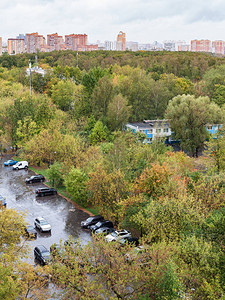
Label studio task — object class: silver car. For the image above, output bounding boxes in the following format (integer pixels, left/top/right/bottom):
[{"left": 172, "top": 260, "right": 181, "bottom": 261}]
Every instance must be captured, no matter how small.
[{"left": 34, "top": 217, "right": 51, "bottom": 232}]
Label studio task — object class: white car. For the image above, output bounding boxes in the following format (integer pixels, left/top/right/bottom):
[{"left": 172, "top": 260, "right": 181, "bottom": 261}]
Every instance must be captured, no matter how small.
[
  {"left": 34, "top": 217, "right": 51, "bottom": 232},
  {"left": 105, "top": 229, "right": 132, "bottom": 242},
  {"left": 13, "top": 161, "right": 28, "bottom": 170}
]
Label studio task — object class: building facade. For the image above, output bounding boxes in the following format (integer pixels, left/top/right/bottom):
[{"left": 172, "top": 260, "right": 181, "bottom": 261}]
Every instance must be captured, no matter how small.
[
  {"left": 191, "top": 40, "right": 211, "bottom": 52},
  {"left": 212, "top": 40, "right": 225, "bottom": 55},
  {"left": 26, "top": 33, "right": 45, "bottom": 53},
  {"left": 7, "top": 38, "right": 25, "bottom": 54},
  {"left": 117, "top": 31, "right": 126, "bottom": 51},
  {"left": 65, "top": 34, "right": 87, "bottom": 51},
  {"left": 126, "top": 120, "right": 172, "bottom": 144},
  {"left": 47, "top": 33, "right": 63, "bottom": 51}
]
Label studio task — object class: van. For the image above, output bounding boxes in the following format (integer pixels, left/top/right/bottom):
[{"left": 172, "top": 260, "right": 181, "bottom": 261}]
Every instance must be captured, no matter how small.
[{"left": 13, "top": 161, "right": 28, "bottom": 170}]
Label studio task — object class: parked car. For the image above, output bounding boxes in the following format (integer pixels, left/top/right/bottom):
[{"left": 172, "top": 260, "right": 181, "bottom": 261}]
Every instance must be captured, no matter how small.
[
  {"left": 24, "top": 225, "right": 37, "bottom": 239},
  {"left": 4, "top": 159, "right": 18, "bottom": 166},
  {"left": 26, "top": 175, "right": 45, "bottom": 184},
  {"left": 119, "top": 237, "right": 139, "bottom": 247},
  {"left": 34, "top": 217, "right": 51, "bottom": 232},
  {"left": 105, "top": 229, "right": 132, "bottom": 243},
  {"left": 93, "top": 226, "right": 115, "bottom": 235},
  {"left": 35, "top": 187, "right": 57, "bottom": 197},
  {"left": 0, "top": 195, "right": 6, "bottom": 207},
  {"left": 90, "top": 220, "right": 114, "bottom": 232},
  {"left": 34, "top": 245, "right": 51, "bottom": 265},
  {"left": 81, "top": 215, "right": 104, "bottom": 229},
  {"left": 12, "top": 161, "right": 28, "bottom": 170}
]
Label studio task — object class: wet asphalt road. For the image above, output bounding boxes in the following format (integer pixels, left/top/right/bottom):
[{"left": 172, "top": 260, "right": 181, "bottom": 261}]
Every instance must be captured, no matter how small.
[{"left": 0, "top": 155, "right": 92, "bottom": 264}]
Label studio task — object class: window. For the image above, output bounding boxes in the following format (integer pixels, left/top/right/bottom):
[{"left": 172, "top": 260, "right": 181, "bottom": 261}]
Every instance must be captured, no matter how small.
[
  {"left": 147, "top": 129, "right": 152, "bottom": 134},
  {"left": 164, "top": 128, "right": 169, "bottom": 133},
  {"left": 156, "top": 128, "right": 161, "bottom": 133}
]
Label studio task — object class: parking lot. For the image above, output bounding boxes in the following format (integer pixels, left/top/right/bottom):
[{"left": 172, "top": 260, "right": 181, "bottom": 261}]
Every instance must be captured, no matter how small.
[{"left": 0, "top": 155, "right": 92, "bottom": 264}]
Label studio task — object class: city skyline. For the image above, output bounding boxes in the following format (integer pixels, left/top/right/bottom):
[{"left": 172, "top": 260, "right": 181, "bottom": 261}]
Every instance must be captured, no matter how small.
[{"left": 1, "top": 0, "right": 225, "bottom": 44}]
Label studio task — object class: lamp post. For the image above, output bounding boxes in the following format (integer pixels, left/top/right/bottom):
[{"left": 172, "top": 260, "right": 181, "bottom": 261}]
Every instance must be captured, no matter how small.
[{"left": 29, "top": 59, "right": 32, "bottom": 97}]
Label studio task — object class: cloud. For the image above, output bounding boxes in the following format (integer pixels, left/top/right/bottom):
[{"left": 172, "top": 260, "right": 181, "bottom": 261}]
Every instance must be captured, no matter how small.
[{"left": 0, "top": 0, "right": 225, "bottom": 43}]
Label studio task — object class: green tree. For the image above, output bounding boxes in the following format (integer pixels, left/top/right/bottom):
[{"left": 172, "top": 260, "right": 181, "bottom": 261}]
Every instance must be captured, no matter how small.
[
  {"left": 82, "top": 66, "right": 108, "bottom": 96},
  {"left": 106, "top": 93, "right": 131, "bottom": 131},
  {"left": 166, "top": 94, "right": 223, "bottom": 156},
  {"left": 91, "top": 75, "right": 114, "bottom": 118},
  {"left": 64, "top": 167, "right": 88, "bottom": 206},
  {"left": 51, "top": 79, "right": 78, "bottom": 111},
  {"left": 88, "top": 120, "right": 109, "bottom": 145},
  {"left": 16, "top": 116, "right": 38, "bottom": 147},
  {"left": 47, "top": 161, "right": 63, "bottom": 187}
]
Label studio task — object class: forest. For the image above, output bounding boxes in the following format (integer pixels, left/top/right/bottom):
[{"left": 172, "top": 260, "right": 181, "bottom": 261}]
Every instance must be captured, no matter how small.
[{"left": 0, "top": 50, "right": 225, "bottom": 299}]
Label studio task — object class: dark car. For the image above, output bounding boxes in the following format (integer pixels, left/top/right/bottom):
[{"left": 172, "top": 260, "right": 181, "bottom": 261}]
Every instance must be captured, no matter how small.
[
  {"left": 81, "top": 215, "right": 104, "bottom": 229},
  {"left": 26, "top": 175, "right": 45, "bottom": 184},
  {"left": 119, "top": 237, "right": 139, "bottom": 247},
  {"left": 90, "top": 220, "right": 114, "bottom": 232},
  {"left": 35, "top": 187, "right": 57, "bottom": 197},
  {"left": 34, "top": 245, "right": 51, "bottom": 265},
  {"left": 94, "top": 226, "right": 115, "bottom": 235},
  {"left": 24, "top": 225, "right": 37, "bottom": 239}
]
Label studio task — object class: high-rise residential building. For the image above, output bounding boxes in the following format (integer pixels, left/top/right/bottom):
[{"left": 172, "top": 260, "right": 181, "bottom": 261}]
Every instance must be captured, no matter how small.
[
  {"left": 116, "top": 31, "right": 126, "bottom": 51},
  {"left": 126, "top": 41, "right": 138, "bottom": 51},
  {"left": 212, "top": 40, "right": 225, "bottom": 55},
  {"left": 191, "top": 40, "right": 211, "bottom": 52},
  {"left": 163, "top": 40, "right": 176, "bottom": 51},
  {"left": 138, "top": 43, "right": 151, "bottom": 51},
  {"left": 65, "top": 34, "right": 87, "bottom": 51},
  {"left": 26, "top": 32, "right": 45, "bottom": 53},
  {"left": 47, "top": 33, "right": 63, "bottom": 51},
  {"left": 0, "top": 37, "right": 2, "bottom": 55},
  {"left": 178, "top": 44, "right": 190, "bottom": 51},
  {"left": 7, "top": 38, "right": 25, "bottom": 54},
  {"left": 16, "top": 34, "right": 26, "bottom": 46},
  {"left": 104, "top": 40, "right": 115, "bottom": 50}
]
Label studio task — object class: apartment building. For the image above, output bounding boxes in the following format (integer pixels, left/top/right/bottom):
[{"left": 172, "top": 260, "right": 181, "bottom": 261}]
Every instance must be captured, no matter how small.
[
  {"left": 47, "top": 33, "right": 63, "bottom": 51},
  {"left": 191, "top": 40, "right": 211, "bottom": 52},
  {"left": 65, "top": 34, "right": 87, "bottom": 51},
  {"left": 26, "top": 32, "right": 45, "bottom": 53},
  {"left": 7, "top": 38, "right": 25, "bottom": 54},
  {"left": 212, "top": 40, "right": 225, "bottom": 55},
  {"left": 117, "top": 31, "right": 126, "bottom": 51}
]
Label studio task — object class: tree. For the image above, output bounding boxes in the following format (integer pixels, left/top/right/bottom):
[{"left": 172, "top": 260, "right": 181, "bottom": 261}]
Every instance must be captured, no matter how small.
[
  {"left": 91, "top": 75, "right": 114, "bottom": 118},
  {"left": 204, "top": 126, "right": 225, "bottom": 172},
  {"left": 51, "top": 79, "right": 78, "bottom": 111},
  {"left": 166, "top": 94, "right": 223, "bottom": 156},
  {"left": 47, "top": 161, "right": 64, "bottom": 187},
  {"left": 88, "top": 120, "right": 109, "bottom": 145},
  {"left": 64, "top": 168, "right": 88, "bottom": 206},
  {"left": 106, "top": 93, "right": 131, "bottom": 131},
  {"left": 0, "top": 207, "right": 52, "bottom": 299},
  {"left": 87, "top": 166, "right": 131, "bottom": 223},
  {"left": 16, "top": 116, "right": 38, "bottom": 147}
]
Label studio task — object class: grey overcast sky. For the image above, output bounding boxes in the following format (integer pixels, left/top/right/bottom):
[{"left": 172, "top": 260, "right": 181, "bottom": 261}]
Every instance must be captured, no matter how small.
[{"left": 1, "top": 0, "right": 225, "bottom": 44}]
